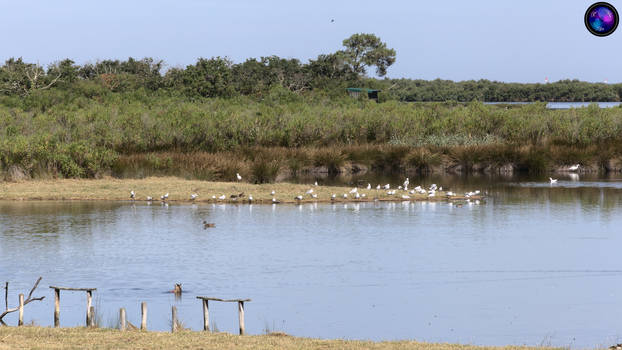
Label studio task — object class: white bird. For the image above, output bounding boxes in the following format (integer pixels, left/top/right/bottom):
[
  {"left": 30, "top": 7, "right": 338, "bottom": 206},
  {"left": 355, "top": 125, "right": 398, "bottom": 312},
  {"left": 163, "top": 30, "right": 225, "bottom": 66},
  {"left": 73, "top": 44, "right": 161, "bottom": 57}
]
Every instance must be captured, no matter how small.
[
  {"left": 218, "top": 194, "right": 226, "bottom": 200},
  {"left": 376, "top": 185, "right": 381, "bottom": 190},
  {"left": 211, "top": 195, "right": 216, "bottom": 199},
  {"left": 366, "top": 183, "right": 371, "bottom": 190},
  {"left": 361, "top": 193, "right": 367, "bottom": 198},
  {"left": 401, "top": 194, "right": 410, "bottom": 199},
  {"left": 349, "top": 187, "right": 358, "bottom": 194},
  {"left": 314, "top": 181, "right": 318, "bottom": 186},
  {"left": 331, "top": 194, "right": 336, "bottom": 200},
  {"left": 130, "top": 190, "right": 135, "bottom": 200},
  {"left": 271, "top": 190, "right": 275, "bottom": 196},
  {"left": 429, "top": 184, "right": 437, "bottom": 191},
  {"left": 403, "top": 178, "right": 409, "bottom": 190},
  {"left": 306, "top": 188, "right": 314, "bottom": 195},
  {"left": 248, "top": 195, "right": 253, "bottom": 201},
  {"left": 439, "top": 186, "right": 443, "bottom": 191},
  {"left": 414, "top": 186, "right": 422, "bottom": 192},
  {"left": 474, "top": 190, "right": 480, "bottom": 195},
  {"left": 569, "top": 164, "right": 580, "bottom": 171},
  {"left": 428, "top": 192, "right": 436, "bottom": 197},
  {"left": 236, "top": 173, "right": 242, "bottom": 181},
  {"left": 161, "top": 193, "right": 169, "bottom": 201},
  {"left": 146, "top": 196, "right": 153, "bottom": 201},
  {"left": 409, "top": 190, "right": 415, "bottom": 194},
  {"left": 190, "top": 193, "right": 198, "bottom": 200},
  {"left": 387, "top": 190, "right": 396, "bottom": 195},
  {"left": 272, "top": 197, "right": 279, "bottom": 204},
  {"left": 398, "top": 186, "right": 403, "bottom": 190},
  {"left": 343, "top": 193, "right": 348, "bottom": 198},
  {"left": 354, "top": 193, "right": 360, "bottom": 199},
  {"left": 446, "top": 191, "right": 454, "bottom": 196},
  {"left": 549, "top": 177, "right": 558, "bottom": 184},
  {"left": 311, "top": 193, "right": 318, "bottom": 198},
  {"left": 383, "top": 184, "right": 390, "bottom": 189},
  {"left": 295, "top": 195, "right": 303, "bottom": 200}
]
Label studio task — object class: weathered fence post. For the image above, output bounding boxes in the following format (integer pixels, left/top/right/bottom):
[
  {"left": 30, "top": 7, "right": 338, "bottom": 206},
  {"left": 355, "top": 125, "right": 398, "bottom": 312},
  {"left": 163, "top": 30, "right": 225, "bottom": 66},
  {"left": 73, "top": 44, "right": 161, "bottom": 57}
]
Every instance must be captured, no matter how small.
[
  {"left": 238, "top": 301, "right": 245, "bottom": 335},
  {"left": 119, "top": 308, "right": 126, "bottom": 331},
  {"left": 171, "top": 306, "right": 178, "bottom": 332},
  {"left": 141, "top": 302, "right": 147, "bottom": 330},
  {"left": 53, "top": 288, "right": 60, "bottom": 327},
  {"left": 18, "top": 294, "right": 24, "bottom": 326},
  {"left": 202, "top": 299, "right": 210, "bottom": 332},
  {"left": 86, "top": 290, "right": 92, "bottom": 326},
  {"left": 89, "top": 306, "right": 95, "bottom": 327}
]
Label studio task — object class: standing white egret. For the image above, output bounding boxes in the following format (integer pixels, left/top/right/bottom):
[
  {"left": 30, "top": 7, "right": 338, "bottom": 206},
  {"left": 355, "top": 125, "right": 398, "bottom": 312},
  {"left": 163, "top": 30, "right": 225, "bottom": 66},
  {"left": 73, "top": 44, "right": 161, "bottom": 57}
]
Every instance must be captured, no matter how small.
[
  {"left": 403, "top": 178, "right": 409, "bottom": 190},
  {"left": 236, "top": 173, "right": 242, "bottom": 181},
  {"left": 568, "top": 164, "right": 580, "bottom": 171}
]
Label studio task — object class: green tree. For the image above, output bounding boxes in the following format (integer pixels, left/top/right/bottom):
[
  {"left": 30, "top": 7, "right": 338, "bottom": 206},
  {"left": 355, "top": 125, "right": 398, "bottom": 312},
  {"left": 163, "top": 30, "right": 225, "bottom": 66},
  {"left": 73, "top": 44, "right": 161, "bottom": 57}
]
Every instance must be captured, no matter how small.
[{"left": 340, "top": 33, "right": 396, "bottom": 77}]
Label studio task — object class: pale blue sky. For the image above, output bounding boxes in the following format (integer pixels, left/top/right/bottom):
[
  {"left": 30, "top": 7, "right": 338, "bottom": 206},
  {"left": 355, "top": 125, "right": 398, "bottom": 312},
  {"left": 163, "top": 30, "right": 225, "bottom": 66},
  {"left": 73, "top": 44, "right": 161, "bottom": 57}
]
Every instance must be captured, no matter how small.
[{"left": 0, "top": 0, "right": 617, "bottom": 82}]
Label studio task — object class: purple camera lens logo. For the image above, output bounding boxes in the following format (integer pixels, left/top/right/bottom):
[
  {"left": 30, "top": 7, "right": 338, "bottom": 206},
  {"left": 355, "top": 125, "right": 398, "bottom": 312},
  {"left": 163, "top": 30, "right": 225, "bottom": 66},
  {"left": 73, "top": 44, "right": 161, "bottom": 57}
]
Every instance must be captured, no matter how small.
[{"left": 585, "top": 2, "right": 619, "bottom": 36}]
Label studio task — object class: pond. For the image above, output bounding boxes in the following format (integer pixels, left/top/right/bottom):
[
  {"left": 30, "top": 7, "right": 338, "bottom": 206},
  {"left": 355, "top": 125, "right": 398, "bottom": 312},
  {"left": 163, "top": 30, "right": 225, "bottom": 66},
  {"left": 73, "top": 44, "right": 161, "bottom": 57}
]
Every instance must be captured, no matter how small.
[{"left": 1, "top": 174, "right": 622, "bottom": 348}]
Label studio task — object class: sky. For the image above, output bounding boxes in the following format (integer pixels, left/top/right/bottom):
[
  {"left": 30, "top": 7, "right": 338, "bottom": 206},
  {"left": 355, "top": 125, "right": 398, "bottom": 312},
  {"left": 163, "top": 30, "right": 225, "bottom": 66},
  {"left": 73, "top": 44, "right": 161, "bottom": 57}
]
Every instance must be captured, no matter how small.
[{"left": 0, "top": 0, "right": 618, "bottom": 83}]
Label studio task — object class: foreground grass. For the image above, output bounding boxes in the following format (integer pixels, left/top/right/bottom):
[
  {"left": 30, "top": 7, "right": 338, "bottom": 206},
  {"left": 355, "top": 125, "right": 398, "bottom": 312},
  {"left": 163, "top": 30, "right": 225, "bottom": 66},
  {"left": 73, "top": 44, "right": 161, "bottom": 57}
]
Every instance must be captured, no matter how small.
[
  {"left": 0, "top": 327, "right": 564, "bottom": 350},
  {"left": 0, "top": 177, "right": 477, "bottom": 203}
]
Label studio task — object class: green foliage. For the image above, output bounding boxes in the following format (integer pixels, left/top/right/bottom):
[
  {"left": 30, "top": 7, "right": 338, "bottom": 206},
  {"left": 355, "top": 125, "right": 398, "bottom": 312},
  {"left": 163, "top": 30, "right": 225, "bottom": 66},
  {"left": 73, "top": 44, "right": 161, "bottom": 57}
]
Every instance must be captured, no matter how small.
[{"left": 340, "top": 33, "right": 396, "bottom": 77}]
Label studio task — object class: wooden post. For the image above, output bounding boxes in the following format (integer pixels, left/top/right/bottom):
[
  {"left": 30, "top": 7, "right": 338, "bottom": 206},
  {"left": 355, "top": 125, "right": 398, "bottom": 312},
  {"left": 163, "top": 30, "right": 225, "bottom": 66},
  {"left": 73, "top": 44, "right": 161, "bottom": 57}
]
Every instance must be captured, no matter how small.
[
  {"left": 18, "top": 294, "right": 24, "bottom": 326},
  {"left": 4, "top": 282, "right": 7, "bottom": 311},
  {"left": 141, "top": 302, "right": 147, "bottom": 330},
  {"left": 89, "top": 306, "right": 95, "bottom": 327},
  {"left": 171, "top": 306, "right": 178, "bottom": 333},
  {"left": 53, "top": 288, "right": 60, "bottom": 328},
  {"left": 119, "top": 308, "right": 126, "bottom": 331},
  {"left": 202, "top": 299, "right": 210, "bottom": 332},
  {"left": 238, "top": 301, "right": 245, "bottom": 335},
  {"left": 86, "top": 290, "right": 92, "bottom": 327}
]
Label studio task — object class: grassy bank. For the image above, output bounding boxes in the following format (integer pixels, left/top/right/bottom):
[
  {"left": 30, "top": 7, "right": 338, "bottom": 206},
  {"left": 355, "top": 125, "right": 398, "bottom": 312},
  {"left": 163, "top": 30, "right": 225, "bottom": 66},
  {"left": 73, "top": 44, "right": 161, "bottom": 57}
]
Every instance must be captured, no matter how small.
[
  {"left": 3, "top": 92, "right": 622, "bottom": 180},
  {"left": 0, "top": 177, "right": 479, "bottom": 203},
  {"left": 0, "top": 327, "right": 565, "bottom": 350}
]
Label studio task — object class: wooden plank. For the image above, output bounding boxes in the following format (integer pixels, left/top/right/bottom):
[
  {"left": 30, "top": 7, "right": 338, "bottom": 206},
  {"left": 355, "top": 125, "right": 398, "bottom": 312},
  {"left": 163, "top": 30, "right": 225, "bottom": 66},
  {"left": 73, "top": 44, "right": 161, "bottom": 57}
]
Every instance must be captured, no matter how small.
[
  {"left": 238, "top": 301, "right": 245, "bottom": 335},
  {"left": 141, "top": 302, "right": 147, "bottom": 330},
  {"left": 53, "top": 288, "right": 60, "bottom": 328},
  {"left": 202, "top": 299, "right": 210, "bottom": 332},
  {"left": 49, "top": 286, "right": 96, "bottom": 292},
  {"left": 18, "top": 294, "right": 23, "bottom": 326},
  {"left": 171, "top": 306, "right": 178, "bottom": 333},
  {"left": 196, "top": 297, "right": 251, "bottom": 302},
  {"left": 86, "top": 290, "right": 92, "bottom": 326},
  {"left": 119, "top": 308, "right": 126, "bottom": 331}
]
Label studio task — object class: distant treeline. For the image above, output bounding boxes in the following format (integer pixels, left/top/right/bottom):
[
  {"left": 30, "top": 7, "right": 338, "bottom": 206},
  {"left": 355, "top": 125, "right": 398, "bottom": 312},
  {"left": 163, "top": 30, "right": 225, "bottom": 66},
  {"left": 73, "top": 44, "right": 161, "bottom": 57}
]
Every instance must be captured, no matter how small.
[{"left": 1, "top": 56, "right": 622, "bottom": 103}]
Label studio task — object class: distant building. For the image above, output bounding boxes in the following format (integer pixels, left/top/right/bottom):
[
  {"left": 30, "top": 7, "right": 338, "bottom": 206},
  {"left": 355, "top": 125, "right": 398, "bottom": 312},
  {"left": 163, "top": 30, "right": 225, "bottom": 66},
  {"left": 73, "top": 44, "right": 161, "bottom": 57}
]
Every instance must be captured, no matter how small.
[{"left": 346, "top": 88, "right": 380, "bottom": 101}]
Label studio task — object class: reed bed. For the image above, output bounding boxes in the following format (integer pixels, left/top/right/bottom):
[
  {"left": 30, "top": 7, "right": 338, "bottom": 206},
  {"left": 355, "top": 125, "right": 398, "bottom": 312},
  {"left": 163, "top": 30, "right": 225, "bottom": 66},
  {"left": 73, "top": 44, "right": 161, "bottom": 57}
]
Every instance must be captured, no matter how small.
[{"left": 2, "top": 93, "right": 622, "bottom": 179}]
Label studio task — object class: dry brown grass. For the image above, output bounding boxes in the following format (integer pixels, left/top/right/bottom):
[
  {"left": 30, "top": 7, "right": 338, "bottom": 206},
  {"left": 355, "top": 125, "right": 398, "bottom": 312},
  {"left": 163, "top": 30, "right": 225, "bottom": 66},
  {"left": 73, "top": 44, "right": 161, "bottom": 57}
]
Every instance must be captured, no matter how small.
[
  {"left": 0, "top": 327, "right": 564, "bottom": 350},
  {"left": 0, "top": 177, "right": 480, "bottom": 203}
]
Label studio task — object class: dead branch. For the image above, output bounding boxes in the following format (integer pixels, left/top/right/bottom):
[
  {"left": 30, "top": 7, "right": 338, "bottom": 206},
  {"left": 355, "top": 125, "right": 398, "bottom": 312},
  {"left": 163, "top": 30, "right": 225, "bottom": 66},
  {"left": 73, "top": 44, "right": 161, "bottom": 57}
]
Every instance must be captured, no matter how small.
[{"left": 0, "top": 277, "right": 45, "bottom": 326}]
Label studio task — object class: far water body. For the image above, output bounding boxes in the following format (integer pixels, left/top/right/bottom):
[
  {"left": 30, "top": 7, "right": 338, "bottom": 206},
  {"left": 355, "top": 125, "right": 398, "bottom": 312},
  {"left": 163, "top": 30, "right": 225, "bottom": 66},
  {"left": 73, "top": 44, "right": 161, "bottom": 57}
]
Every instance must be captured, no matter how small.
[
  {"left": 484, "top": 101, "right": 622, "bottom": 109},
  {"left": 2, "top": 174, "right": 622, "bottom": 348}
]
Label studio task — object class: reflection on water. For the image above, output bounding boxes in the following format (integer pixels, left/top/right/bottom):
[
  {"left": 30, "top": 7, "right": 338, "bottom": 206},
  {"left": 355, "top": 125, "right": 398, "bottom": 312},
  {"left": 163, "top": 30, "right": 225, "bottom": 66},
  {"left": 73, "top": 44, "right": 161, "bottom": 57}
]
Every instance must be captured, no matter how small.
[{"left": 1, "top": 175, "right": 622, "bottom": 347}]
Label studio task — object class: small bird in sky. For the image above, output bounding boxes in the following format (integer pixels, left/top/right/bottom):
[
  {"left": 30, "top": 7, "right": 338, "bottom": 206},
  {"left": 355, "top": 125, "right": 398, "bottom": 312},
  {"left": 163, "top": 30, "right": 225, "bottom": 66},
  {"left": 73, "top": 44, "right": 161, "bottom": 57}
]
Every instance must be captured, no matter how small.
[{"left": 330, "top": 19, "right": 335, "bottom": 23}]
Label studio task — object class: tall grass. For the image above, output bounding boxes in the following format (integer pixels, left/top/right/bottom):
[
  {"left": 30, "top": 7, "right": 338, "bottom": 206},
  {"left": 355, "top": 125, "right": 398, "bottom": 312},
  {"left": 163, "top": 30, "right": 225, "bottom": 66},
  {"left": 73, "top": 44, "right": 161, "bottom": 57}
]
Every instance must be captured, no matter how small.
[{"left": 2, "top": 92, "right": 622, "bottom": 179}]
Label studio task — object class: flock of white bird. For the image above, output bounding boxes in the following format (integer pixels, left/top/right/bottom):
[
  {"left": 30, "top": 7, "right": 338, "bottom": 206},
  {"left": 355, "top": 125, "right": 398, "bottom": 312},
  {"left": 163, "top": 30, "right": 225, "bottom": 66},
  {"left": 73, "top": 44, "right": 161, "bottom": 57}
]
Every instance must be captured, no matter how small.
[{"left": 128, "top": 173, "right": 486, "bottom": 204}]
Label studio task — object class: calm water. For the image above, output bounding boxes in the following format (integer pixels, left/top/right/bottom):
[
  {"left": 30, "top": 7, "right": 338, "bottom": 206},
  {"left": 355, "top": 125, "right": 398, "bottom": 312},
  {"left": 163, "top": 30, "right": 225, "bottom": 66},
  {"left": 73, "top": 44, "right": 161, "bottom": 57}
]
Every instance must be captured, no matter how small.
[
  {"left": 484, "top": 101, "right": 622, "bottom": 109},
  {"left": 2, "top": 174, "right": 622, "bottom": 347}
]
